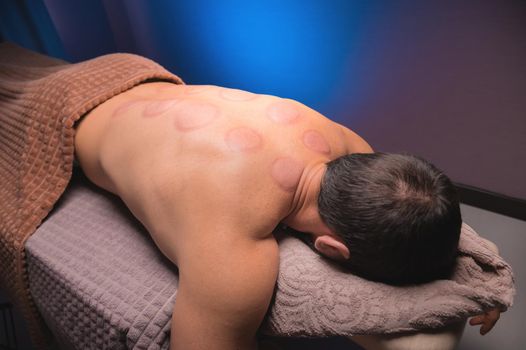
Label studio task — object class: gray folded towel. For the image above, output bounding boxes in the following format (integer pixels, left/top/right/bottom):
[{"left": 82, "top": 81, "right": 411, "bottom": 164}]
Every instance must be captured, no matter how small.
[{"left": 262, "top": 222, "right": 515, "bottom": 336}]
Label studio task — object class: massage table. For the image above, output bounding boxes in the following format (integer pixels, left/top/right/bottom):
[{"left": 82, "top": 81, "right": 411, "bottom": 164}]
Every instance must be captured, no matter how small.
[
  {"left": 1, "top": 41, "right": 511, "bottom": 350},
  {"left": 24, "top": 170, "right": 466, "bottom": 350}
]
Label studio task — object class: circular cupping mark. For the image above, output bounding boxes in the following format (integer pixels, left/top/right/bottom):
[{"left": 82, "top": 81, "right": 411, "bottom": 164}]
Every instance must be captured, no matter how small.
[
  {"left": 225, "top": 127, "right": 262, "bottom": 152},
  {"left": 143, "top": 99, "right": 180, "bottom": 118},
  {"left": 112, "top": 100, "right": 144, "bottom": 118},
  {"left": 271, "top": 157, "right": 304, "bottom": 192},
  {"left": 173, "top": 101, "right": 219, "bottom": 131},
  {"left": 302, "top": 130, "right": 331, "bottom": 155},
  {"left": 266, "top": 100, "right": 301, "bottom": 124}
]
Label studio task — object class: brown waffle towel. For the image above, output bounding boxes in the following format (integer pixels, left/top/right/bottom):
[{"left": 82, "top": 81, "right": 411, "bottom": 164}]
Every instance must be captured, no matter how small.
[{"left": 0, "top": 41, "right": 184, "bottom": 349}]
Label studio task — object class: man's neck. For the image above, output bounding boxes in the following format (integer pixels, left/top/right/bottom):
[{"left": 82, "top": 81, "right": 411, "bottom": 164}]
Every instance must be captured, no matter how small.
[{"left": 282, "top": 162, "right": 327, "bottom": 233}]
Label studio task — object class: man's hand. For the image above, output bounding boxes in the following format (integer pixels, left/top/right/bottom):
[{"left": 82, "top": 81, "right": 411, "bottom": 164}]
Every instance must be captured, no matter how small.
[
  {"left": 469, "top": 238, "right": 503, "bottom": 336},
  {"left": 469, "top": 308, "right": 503, "bottom": 335}
]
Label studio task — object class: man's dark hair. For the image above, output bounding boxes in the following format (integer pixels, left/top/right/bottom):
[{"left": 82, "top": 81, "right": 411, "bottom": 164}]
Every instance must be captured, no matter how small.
[{"left": 318, "top": 152, "right": 462, "bottom": 285}]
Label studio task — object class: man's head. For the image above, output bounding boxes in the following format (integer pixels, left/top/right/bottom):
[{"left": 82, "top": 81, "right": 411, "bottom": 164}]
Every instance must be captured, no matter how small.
[{"left": 316, "top": 152, "right": 462, "bottom": 285}]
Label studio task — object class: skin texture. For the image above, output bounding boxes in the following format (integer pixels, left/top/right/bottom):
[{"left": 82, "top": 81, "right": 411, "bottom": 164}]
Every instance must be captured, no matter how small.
[
  {"left": 266, "top": 100, "right": 301, "bottom": 124},
  {"left": 173, "top": 100, "right": 220, "bottom": 131},
  {"left": 270, "top": 157, "right": 305, "bottom": 192},
  {"left": 143, "top": 99, "right": 181, "bottom": 118},
  {"left": 224, "top": 127, "right": 262, "bottom": 152},
  {"left": 219, "top": 88, "right": 258, "bottom": 101},
  {"left": 303, "top": 129, "right": 331, "bottom": 155},
  {"left": 112, "top": 100, "right": 144, "bottom": 118},
  {"left": 74, "top": 82, "right": 501, "bottom": 349}
]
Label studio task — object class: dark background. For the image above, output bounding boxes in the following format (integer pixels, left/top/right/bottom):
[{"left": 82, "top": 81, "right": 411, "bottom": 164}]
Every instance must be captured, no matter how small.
[
  {"left": 1, "top": 2, "right": 525, "bottom": 349},
  {"left": 1, "top": 0, "right": 525, "bottom": 201}
]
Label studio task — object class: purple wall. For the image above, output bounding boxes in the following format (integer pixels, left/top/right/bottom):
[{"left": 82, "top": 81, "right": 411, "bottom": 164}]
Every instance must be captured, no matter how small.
[
  {"left": 16, "top": 0, "right": 525, "bottom": 200},
  {"left": 329, "top": 1, "right": 526, "bottom": 200}
]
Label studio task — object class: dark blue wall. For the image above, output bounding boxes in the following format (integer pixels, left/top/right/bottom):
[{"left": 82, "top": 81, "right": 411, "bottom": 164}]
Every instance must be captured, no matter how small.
[
  {"left": 0, "top": 0, "right": 65, "bottom": 58},
  {"left": 1, "top": 0, "right": 525, "bottom": 200}
]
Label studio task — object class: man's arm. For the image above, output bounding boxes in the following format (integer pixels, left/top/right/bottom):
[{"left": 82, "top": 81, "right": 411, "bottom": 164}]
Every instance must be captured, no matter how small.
[{"left": 170, "top": 235, "right": 279, "bottom": 350}]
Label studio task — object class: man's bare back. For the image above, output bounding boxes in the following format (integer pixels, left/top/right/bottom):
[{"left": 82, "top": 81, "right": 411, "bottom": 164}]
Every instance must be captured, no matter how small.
[{"left": 74, "top": 81, "right": 373, "bottom": 349}]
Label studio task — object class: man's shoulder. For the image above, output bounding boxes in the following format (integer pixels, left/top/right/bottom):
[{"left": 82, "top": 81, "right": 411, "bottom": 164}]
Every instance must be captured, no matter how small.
[{"left": 337, "top": 124, "right": 374, "bottom": 153}]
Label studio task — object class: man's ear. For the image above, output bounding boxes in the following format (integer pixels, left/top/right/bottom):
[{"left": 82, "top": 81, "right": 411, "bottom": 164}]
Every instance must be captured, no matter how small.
[{"left": 314, "top": 235, "right": 350, "bottom": 261}]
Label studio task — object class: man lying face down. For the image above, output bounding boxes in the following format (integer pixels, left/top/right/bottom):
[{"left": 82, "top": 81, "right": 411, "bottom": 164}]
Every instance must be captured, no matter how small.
[
  {"left": 74, "top": 81, "right": 501, "bottom": 349},
  {"left": 314, "top": 152, "right": 462, "bottom": 285}
]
